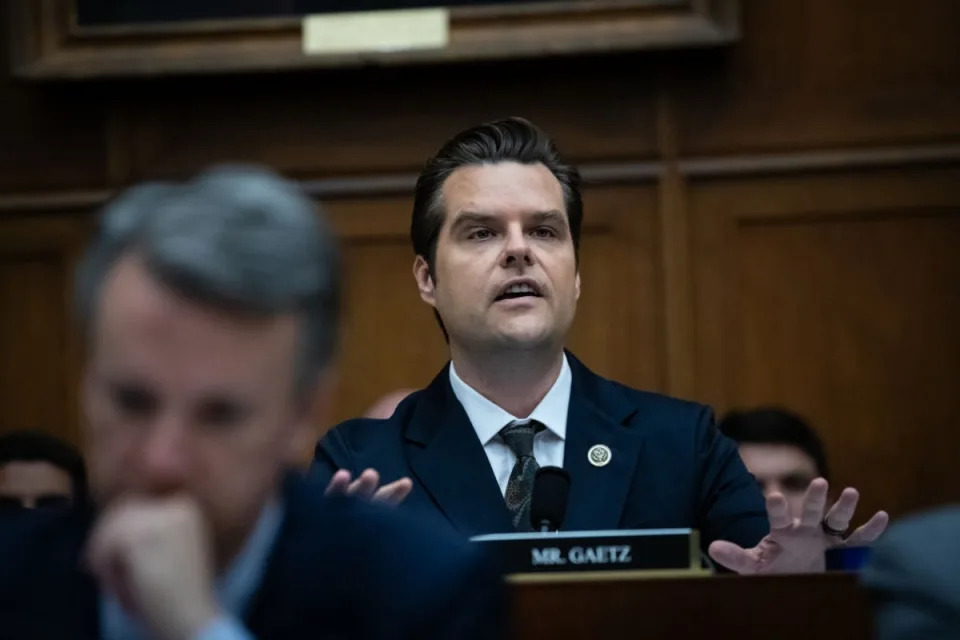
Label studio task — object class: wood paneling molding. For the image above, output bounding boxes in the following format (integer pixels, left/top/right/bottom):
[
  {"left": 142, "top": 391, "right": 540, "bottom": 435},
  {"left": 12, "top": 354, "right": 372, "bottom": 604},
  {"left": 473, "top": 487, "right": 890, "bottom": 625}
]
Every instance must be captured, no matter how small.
[
  {"left": 656, "top": 87, "right": 696, "bottom": 399},
  {"left": 0, "top": 189, "right": 111, "bottom": 213},
  {"left": 681, "top": 145, "right": 960, "bottom": 179},
  {"left": 2, "top": 145, "right": 957, "bottom": 213},
  {"left": 0, "top": 215, "right": 91, "bottom": 442},
  {"left": 688, "top": 164, "right": 960, "bottom": 518}
]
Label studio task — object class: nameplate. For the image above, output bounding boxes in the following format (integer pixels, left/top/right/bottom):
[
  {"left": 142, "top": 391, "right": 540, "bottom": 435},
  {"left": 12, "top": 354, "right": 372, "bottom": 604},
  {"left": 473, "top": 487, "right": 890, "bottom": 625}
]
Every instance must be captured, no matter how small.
[
  {"left": 302, "top": 8, "right": 449, "bottom": 56},
  {"left": 470, "top": 529, "right": 706, "bottom": 581}
]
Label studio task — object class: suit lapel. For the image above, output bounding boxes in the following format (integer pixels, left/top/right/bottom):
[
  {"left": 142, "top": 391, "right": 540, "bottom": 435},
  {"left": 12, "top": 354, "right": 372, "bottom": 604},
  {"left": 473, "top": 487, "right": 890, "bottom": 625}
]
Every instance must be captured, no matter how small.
[
  {"left": 562, "top": 354, "right": 644, "bottom": 531},
  {"left": 405, "top": 366, "right": 514, "bottom": 536}
]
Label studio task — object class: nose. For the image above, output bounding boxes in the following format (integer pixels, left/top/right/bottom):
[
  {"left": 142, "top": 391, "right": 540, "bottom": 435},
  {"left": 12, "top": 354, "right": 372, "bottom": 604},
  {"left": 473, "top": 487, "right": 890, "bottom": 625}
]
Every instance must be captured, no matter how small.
[
  {"left": 139, "top": 414, "right": 190, "bottom": 494},
  {"left": 500, "top": 224, "right": 534, "bottom": 269}
]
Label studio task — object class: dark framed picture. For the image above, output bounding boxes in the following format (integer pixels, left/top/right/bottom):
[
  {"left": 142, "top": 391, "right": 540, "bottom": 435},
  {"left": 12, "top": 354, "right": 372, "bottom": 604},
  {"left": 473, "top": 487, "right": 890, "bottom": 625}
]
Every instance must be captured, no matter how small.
[
  {"left": 10, "top": 0, "right": 739, "bottom": 80},
  {"left": 74, "top": 0, "right": 561, "bottom": 25}
]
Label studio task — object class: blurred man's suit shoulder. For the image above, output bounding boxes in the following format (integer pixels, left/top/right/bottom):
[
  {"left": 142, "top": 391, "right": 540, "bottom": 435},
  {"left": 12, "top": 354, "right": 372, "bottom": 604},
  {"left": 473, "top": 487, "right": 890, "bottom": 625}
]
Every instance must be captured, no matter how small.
[
  {"left": 315, "top": 351, "right": 769, "bottom": 550},
  {"left": 0, "top": 474, "right": 506, "bottom": 640},
  {"left": 860, "top": 505, "right": 960, "bottom": 640}
]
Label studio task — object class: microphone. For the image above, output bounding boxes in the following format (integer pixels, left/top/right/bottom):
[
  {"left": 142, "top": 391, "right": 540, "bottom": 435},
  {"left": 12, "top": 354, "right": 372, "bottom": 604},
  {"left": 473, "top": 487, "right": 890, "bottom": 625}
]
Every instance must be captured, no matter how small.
[{"left": 530, "top": 466, "right": 571, "bottom": 533}]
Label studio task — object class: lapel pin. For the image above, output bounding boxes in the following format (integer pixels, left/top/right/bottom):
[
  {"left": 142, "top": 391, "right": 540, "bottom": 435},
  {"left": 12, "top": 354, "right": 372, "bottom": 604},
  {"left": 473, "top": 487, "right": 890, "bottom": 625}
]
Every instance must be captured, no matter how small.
[{"left": 587, "top": 444, "right": 612, "bottom": 467}]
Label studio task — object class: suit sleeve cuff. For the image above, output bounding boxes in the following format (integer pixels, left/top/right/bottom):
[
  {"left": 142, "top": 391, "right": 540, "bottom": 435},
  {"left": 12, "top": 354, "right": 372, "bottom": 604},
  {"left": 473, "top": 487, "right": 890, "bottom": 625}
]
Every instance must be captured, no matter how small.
[{"left": 194, "top": 614, "right": 256, "bottom": 640}]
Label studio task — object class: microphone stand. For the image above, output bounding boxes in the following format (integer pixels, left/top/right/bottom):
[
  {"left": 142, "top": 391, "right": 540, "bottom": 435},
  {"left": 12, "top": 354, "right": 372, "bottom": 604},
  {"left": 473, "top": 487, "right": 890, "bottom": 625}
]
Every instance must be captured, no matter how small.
[{"left": 538, "top": 520, "right": 558, "bottom": 533}]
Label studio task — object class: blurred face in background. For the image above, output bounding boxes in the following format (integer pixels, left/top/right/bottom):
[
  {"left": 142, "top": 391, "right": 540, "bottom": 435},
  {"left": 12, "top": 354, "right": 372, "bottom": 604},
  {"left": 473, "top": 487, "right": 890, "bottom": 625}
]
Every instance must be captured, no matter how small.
[
  {"left": 363, "top": 389, "right": 415, "bottom": 420},
  {"left": 0, "top": 461, "right": 73, "bottom": 510},
  {"left": 415, "top": 161, "right": 580, "bottom": 355},
  {"left": 82, "top": 254, "right": 315, "bottom": 562},
  {"left": 737, "top": 443, "right": 819, "bottom": 520}
]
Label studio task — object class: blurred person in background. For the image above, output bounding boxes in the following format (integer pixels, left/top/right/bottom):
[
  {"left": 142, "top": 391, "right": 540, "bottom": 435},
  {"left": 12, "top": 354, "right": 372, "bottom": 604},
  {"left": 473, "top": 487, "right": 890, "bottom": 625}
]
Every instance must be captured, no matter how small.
[
  {"left": 0, "top": 165, "right": 504, "bottom": 640},
  {"left": 718, "top": 408, "right": 829, "bottom": 521},
  {"left": 362, "top": 388, "right": 416, "bottom": 419},
  {"left": 0, "top": 429, "right": 88, "bottom": 510}
]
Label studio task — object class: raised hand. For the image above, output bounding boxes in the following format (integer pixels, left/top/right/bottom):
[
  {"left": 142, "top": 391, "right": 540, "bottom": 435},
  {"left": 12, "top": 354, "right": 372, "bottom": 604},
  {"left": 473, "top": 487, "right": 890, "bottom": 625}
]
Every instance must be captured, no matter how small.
[
  {"left": 708, "top": 478, "right": 889, "bottom": 574},
  {"left": 325, "top": 468, "right": 413, "bottom": 505}
]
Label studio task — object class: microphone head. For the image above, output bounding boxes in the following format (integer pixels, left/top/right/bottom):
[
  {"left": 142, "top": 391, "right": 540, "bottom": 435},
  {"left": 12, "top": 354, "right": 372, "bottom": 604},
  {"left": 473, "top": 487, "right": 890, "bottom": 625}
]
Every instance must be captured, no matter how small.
[{"left": 530, "top": 466, "right": 571, "bottom": 531}]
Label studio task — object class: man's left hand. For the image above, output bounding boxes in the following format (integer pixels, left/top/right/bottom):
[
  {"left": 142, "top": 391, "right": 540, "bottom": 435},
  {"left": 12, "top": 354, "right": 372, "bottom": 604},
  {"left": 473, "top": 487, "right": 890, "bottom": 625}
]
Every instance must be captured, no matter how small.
[{"left": 708, "top": 478, "right": 889, "bottom": 574}]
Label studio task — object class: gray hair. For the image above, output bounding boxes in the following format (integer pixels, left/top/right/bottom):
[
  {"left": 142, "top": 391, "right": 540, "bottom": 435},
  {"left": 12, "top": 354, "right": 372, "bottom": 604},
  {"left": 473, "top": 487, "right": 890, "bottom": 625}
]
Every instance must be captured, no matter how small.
[{"left": 75, "top": 164, "right": 341, "bottom": 397}]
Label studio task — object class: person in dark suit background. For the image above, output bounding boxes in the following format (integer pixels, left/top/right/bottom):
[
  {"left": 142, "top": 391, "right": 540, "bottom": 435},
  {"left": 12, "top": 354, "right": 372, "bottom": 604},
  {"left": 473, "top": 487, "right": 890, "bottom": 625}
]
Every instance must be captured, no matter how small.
[
  {"left": 859, "top": 505, "right": 960, "bottom": 640},
  {"left": 363, "top": 388, "right": 417, "bottom": 420},
  {"left": 0, "top": 166, "right": 504, "bottom": 640},
  {"left": 718, "top": 407, "right": 830, "bottom": 521},
  {"left": 313, "top": 117, "right": 889, "bottom": 574},
  {"left": 0, "top": 429, "right": 88, "bottom": 510}
]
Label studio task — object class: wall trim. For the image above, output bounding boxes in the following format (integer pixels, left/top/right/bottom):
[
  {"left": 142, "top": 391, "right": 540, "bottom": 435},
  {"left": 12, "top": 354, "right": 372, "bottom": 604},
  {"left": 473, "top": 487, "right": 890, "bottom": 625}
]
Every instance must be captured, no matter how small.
[
  {"left": 1, "top": 144, "right": 958, "bottom": 213},
  {"left": 680, "top": 144, "right": 960, "bottom": 178}
]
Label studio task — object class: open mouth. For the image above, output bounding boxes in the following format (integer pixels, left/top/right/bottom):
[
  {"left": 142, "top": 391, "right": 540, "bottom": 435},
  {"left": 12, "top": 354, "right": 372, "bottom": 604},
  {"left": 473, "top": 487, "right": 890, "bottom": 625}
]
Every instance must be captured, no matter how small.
[{"left": 494, "top": 281, "right": 543, "bottom": 302}]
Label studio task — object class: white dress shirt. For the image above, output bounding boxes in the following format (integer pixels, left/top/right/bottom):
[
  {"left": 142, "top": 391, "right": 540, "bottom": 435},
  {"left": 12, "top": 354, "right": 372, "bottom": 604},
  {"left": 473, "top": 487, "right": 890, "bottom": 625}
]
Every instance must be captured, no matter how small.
[{"left": 449, "top": 354, "right": 571, "bottom": 496}]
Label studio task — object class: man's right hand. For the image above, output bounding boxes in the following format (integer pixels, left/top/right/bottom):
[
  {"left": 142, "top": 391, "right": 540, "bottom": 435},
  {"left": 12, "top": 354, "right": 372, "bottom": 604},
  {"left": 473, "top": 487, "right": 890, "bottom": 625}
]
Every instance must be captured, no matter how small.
[
  {"left": 86, "top": 496, "right": 221, "bottom": 640},
  {"left": 325, "top": 468, "right": 413, "bottom": 505}
]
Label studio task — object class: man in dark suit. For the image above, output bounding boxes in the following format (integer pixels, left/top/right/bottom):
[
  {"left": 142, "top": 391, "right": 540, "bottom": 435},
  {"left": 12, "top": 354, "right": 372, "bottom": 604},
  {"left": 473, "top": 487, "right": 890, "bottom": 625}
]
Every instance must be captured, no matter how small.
[
  {"left": 0, "top": 429, "right": 89, "bottom": 509},
  {"left": 718, "top": 407, "right": 830, "bottom": 521},
  {"left": 313, "top": 117, "right": 889, "bottom": 574},
  {"left": 0, "top": 166, "right": 504, "bottom": 639},
  {"left": 860, "top": 505, "right": 960, "bottom": 640}
]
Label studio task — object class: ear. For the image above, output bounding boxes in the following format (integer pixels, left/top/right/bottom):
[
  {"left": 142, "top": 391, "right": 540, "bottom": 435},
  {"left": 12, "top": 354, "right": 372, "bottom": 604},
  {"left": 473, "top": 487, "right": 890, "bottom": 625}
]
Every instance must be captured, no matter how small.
[
  {"left": 286, "top": 367, "right": 340, "bottom": 469},
  {"left": 79, "top": 363, "right": 94, "bottom": 447},
  {"left": 80, "top": 364, "right": 93, "bottom": 412},
  {"left": 413, "top": 255, "right": 437, "bottom": 308},
  {"left": 80, "top": 363, "right": 98, "bottom": 429},
  {"left": 574, "top": 269, "right": 581, "bottom": 301}
]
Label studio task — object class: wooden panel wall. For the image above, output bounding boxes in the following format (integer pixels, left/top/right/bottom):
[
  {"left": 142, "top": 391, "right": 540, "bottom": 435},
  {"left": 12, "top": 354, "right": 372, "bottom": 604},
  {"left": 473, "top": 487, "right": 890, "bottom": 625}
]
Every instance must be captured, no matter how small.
[
  {"left": 1, "top": 0, "right": 958, "bottom": 518},
  {"left": 689, "top": 165, "right": 960, "bottom": 519}
]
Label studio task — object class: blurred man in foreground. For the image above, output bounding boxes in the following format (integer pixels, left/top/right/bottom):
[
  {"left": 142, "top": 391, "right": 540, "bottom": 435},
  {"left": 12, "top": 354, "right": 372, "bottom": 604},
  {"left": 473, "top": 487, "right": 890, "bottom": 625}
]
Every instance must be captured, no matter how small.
[
  {"left": 0, "top": 429, "right": 88, "bottom": 510},
  {"left": 314, "top": 117, "right": 889, "bottom": 575},
  {"left": 860, "top": 505, "right": 960, "bottom": 640},
  {"left": 0, "top": 166, "right": 504, "bottom": 640},
  {"left": 719, "top": 408, "right": 828, "bottom": 521}
]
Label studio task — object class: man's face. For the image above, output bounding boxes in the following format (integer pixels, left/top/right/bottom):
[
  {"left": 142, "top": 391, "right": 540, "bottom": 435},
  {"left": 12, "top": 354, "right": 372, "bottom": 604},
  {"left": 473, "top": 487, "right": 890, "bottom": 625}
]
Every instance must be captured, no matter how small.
[
  {"left": 415, "top": 162, "right": 580, "bottom": 352},
  {"left": 82, "top": 254, "right": 312, "bottom": 554},
  {"left": 0, "top": 461, "right": 73, "bottom": 510},
  {"left": 737, "top": 443, "right": 819, "bottom": 520}
]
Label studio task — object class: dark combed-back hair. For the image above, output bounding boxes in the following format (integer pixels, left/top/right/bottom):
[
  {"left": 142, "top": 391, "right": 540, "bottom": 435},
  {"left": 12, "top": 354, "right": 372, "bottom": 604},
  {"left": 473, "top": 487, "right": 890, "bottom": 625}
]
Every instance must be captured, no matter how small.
[
  {"left": 410, "top": 116, "right": 583, "bottom": 273},
  {"left": 718, "top": 408, "right": 829, "bottom": 480},
  {"left": 0, "top": 430, "right": 88, "bottom": 501}
]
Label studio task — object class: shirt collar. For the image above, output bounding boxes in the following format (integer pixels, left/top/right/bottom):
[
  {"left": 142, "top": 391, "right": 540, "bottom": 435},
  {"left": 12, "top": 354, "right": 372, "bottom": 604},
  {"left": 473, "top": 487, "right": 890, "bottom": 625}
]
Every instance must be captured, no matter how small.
[
  {"left": 217, "top": 494, "right": 284, "bottom": 616},
  {"left": 449, "top": 353, "right": 571, "bottom": 446}
]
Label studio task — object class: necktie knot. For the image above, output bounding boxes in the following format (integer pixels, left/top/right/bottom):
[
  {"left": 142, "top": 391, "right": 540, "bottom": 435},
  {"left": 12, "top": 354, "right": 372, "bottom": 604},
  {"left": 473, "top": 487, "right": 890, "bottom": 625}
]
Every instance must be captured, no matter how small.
[{"left": 499, "top": 419, "right": 544, "bottom": 459}]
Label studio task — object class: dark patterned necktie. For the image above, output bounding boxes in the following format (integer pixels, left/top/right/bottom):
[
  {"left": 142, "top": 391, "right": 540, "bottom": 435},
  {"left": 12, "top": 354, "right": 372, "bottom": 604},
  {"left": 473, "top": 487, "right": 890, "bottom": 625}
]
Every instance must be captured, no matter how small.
[{"left": 499, "top": 419, "right": 545, "bottom": 531}]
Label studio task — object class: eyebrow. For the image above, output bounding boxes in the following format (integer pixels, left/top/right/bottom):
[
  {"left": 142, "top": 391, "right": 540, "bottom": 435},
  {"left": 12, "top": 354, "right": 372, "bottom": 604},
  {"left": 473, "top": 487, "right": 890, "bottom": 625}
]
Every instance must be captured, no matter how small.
[
  {"left": 450, "top": 210, "right": 567, "bottom": 231},
  {"left": 450, "top": 211, "right": 499, "bottom": 231},
  {"left": 529, "top": 210, "right": 567, "bottom": 226}
]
